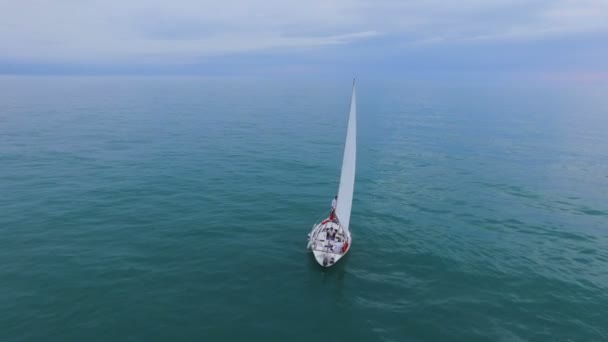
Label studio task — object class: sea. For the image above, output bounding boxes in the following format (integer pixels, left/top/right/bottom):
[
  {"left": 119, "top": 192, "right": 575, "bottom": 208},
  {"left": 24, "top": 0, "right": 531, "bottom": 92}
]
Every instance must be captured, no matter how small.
[{"left": 1, "top": 76, "right": 607, "bottom": 341}]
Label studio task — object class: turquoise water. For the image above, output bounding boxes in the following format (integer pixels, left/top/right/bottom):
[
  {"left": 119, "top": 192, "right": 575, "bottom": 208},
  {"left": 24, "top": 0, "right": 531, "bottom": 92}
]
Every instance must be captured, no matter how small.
[{"left": 1, "top": 76, "right": 607, "bottom": 341}]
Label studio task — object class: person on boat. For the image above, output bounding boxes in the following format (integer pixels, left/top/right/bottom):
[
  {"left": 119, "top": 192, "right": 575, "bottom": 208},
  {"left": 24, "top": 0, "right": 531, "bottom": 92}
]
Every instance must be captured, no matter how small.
[
  {"left": 329, "top": 195, "right": 337, "bottom": 220},
  {"left": 327, "top": 228, "right": 336, "bottom": 240},
  {"left": 333, "top": 240, "right": 343, "bottom": 253}
]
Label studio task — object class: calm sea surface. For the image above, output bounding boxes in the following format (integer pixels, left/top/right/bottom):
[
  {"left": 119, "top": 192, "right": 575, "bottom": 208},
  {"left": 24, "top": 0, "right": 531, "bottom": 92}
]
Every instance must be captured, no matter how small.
[{"left": 1, "top": 76, "right": 607, "bottom": 341}]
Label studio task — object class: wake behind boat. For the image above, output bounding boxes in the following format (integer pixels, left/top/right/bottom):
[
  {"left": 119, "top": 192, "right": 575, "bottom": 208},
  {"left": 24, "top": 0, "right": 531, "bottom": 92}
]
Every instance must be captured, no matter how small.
[{"left": 307, "top": 80, "right": 357, "bottom": 267}]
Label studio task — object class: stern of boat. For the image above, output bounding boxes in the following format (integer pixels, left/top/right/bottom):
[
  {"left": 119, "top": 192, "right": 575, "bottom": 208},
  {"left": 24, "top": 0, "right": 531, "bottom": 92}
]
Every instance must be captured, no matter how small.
[{"left": 307, "top": 219, "right": 351, "bottom": 267}]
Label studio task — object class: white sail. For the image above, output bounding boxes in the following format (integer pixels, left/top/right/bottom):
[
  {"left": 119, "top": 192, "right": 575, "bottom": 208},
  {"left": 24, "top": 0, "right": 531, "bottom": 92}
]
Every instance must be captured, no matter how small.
[{"left": 335, "top": 80, "right": 357, "bottom": 233}]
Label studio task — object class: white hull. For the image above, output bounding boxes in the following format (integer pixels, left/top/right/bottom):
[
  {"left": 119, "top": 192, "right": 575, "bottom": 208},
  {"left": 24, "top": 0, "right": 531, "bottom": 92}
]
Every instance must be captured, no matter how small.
[{"left": 307, "top": 218, "right": 351, "bottom": 267}]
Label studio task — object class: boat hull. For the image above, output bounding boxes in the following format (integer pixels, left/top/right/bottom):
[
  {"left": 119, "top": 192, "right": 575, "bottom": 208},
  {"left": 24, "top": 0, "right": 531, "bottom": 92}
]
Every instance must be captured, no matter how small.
[{"left": 307, "top": 219, "right": 351, "bottom": 267}]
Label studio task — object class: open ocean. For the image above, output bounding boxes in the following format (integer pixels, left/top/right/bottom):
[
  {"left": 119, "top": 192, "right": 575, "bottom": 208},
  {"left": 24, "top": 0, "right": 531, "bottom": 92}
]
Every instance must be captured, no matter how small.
[{"left": 1, "top": 76, "right": 607, "bottom": 341}]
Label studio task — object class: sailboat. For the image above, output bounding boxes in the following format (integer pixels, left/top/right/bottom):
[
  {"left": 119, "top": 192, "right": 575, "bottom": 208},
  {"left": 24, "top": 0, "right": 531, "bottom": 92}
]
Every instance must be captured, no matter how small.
[{"left": 307, "top": 80, "right": 357, "bottom": 267}]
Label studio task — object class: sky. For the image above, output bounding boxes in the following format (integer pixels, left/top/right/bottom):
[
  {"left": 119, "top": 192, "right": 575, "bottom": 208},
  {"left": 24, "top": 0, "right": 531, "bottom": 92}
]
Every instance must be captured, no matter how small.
[{"left": 1, "top": 0, "right": 607, "bottom": 78}]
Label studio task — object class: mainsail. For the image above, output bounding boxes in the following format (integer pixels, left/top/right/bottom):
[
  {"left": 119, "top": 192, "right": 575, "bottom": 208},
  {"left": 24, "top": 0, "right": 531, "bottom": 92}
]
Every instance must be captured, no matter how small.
[{"left": 335, "top": 80, "right": 357, "bottom": 233}]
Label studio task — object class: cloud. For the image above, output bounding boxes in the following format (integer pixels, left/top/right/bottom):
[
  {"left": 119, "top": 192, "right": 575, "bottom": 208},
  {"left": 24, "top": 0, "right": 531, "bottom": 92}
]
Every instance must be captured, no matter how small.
[
  {"left": 456, "top": 0, "right": 608, "bottom": 42},
  {"left": 0, "top": 0, "right": 607, "bottom": 66},
  {"left": 0, "top": 0, "right": 379, "bottom": 63}
]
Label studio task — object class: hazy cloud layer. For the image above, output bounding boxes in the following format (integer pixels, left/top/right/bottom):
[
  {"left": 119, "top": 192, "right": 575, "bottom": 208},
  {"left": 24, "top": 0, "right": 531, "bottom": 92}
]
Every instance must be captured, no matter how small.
[{"left": 1, "top": 0, "right": 607, "bottom": 73}]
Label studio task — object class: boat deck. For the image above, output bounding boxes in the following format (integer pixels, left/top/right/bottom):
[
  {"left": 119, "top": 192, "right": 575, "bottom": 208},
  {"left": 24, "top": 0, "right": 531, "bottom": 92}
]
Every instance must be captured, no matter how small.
[{"left": 308, "top": 219, "right": 350, "bottom": 262}]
